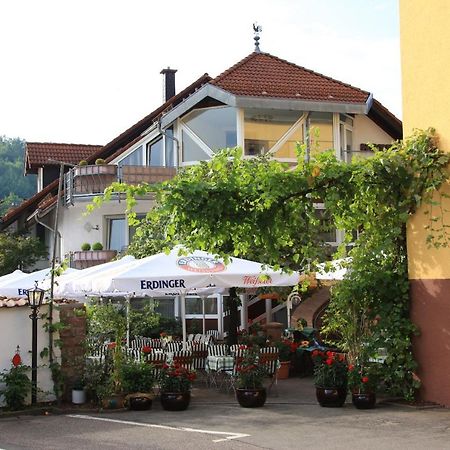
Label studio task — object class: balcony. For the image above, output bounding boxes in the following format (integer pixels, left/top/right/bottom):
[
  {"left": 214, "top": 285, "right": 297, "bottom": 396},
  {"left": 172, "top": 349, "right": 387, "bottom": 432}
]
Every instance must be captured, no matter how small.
[
  {"left": 64, "top": 164, "right": 176, "bottom": 204},
  {"left": 71, "top": 250, "right": 118, "bottom": 269}
]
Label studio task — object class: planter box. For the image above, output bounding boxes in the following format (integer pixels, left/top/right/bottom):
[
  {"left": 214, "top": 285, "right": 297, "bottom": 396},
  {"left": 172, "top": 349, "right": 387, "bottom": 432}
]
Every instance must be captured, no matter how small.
[{"left": 72, "top": 250, "right": 117, "bottom": 269}]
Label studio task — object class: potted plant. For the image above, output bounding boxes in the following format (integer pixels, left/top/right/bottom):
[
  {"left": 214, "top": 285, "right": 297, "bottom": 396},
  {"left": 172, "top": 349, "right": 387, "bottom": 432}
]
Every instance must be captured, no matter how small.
[
  {"left": 311, "top": 349, "right": 348, "bottom": 407},
  {"left": 274, "top": 339, "right": 295, "bottom": 379},
  {"left": 71, "top": 378, "right": 86, "bottom": 404},
  {"left": 92, "top": 242, "right": 103, "bottom": 251},
  {"left": 348, "top": 362, "right": 378, "bottom": 409},
  {"left": 121, "top": 359, "right": 156, "bottom": 410},
  {"left": 235, "top": 348, "right": 268, "bottom": 407},
  {"left": 159, "top": 362, "right": 196, "bottom": 411},
  {"left": 0, "top": 349, "right": 31, "bottom": 411},
  {"left": 81, "top": 242, "right": 91, "bottom": 251}
]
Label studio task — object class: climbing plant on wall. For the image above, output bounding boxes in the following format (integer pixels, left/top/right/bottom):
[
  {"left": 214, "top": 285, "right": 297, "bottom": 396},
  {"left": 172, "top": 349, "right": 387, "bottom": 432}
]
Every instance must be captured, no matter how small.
[{"left": 89, "top": 128, "right": 449, "bottom": 400}]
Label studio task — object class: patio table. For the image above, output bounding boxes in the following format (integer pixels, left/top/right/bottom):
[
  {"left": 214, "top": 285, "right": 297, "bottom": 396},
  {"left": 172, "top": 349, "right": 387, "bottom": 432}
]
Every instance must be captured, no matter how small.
[{"left": 206, "top": 355, "right": 235, "bottom": 388}]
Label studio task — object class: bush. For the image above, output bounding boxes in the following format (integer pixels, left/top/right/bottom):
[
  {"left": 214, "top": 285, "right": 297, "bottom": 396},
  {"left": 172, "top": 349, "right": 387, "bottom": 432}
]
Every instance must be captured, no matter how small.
[
  {"left": 121, "top": 360, "right": 155, "bottom": 393},
  {"left": 78, "top": 160, "right": 88, "bottom": 166},
  {"left": 0, "top": 359, "right": 31, "bottom": 410},
  {"left": 92, "top": 242, "right": 103, "bottom": 251},
  {"left": 81, "top": 242, "right": 91, "bottom": 251},
  {"left": 95, "top": 158, "right": 106, "bottom": 165}
]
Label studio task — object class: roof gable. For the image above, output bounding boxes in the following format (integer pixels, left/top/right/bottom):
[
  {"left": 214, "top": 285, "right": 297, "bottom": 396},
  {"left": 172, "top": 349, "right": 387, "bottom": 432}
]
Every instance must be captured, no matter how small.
[
  {"left": 210, "top": 52, "right": 370, "bottom": 104},
  {"left": 25, "top": 142, "right": 103, "bottom": 174}
]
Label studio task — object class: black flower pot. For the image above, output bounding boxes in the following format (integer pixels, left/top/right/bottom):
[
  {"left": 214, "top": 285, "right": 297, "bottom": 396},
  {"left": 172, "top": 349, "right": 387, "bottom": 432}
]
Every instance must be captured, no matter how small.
[
  {"left": 160, "top": 391, "right": 191, "bottom": 411},
  {"left": 128, "top": 393, "right": 153, "bottom": 411},
  {"left": 236, "top": 388, "right": 267, "bottom": 408},
  {"left": 352, "top": 392, "right": 376, "bottom": 409},
  {"left": 315, "top": 386, "right": 347, "bottom": 407}
]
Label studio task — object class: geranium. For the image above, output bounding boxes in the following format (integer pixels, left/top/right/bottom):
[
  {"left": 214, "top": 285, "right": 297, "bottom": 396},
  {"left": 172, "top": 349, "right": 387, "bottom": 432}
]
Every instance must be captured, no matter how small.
[
  {"left": 159, "top": 363, "right": 196, "bottom": 393},
  {"left": 107, "top": 342, "right": 117, "bottom": 350},
  {"left": 141, "top": 345, "right": 152, "bottom": 354},
  {"left": 236, "top": 348, "right": 267, "bottom": 389},
  {"left": 348, "top": 363, "right": 379, "bottom": 393},
  {"left": 312, "top": 350, "right": 348, "bottom": 388},
  {"left": 275, "top": 339, "right": 298, "bottom": 362}
]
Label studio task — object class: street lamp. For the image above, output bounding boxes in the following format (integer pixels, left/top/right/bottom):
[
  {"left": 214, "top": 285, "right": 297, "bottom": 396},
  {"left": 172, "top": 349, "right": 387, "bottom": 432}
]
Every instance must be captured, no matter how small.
[{"left": 26, "top": 281, "right": 45, "bottom": 405}]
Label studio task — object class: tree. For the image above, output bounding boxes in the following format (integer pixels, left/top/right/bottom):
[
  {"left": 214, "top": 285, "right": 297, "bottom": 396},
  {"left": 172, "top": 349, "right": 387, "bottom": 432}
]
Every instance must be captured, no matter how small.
[
  {"left": 0, "top": 233, "right": 47, "bottom": 276},
  {"left": 90, "top": 129, "right": 449, "bottom": 399}
]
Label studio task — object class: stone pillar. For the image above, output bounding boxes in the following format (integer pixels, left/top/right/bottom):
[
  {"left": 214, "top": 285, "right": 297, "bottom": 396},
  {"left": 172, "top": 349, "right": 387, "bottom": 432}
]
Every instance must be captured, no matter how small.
[
  {"left": 262, "top": 322, "right": 284, "bottom": 343},
  {"left": 59, "top": 303, "right": 87, "bottom": 401}
]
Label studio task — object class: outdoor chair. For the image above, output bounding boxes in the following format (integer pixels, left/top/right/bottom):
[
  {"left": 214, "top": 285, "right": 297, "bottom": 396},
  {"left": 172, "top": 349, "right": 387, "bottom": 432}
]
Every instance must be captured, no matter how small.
[
  {"left": 200, "top": 334, "right": 213, "bottom": 346},
  {"left": 165, "top": 341, "right": 182, "bottom": 353},
  {"left": 194, "top": 333, "right": 203, "bottom": 343},
  {"left": 207, "top": 344, "right": 229, "bottom": 357},
  {"left": 187, "top": 333, "right": 195, "bottom": 342},
  {"left": 172, "top": 350, "right": 194, "bottom": 370},
  {"left": 222, "top": 347, "right": 248, "bottom": 393},
  {"left": 191, "top": 343, "right": 209, "bottom": 384},
  {"left": 126, "top": 347, "right": 143, "bottom": 362},
  {"left": 259, "top": 346, "right": 280, "bottom": 396},
  {"left": 132, "top": 335, "right": 152, "bottom": 349},
  {"left": 206, "top": 329, "right": 221, "bottom": 341}
]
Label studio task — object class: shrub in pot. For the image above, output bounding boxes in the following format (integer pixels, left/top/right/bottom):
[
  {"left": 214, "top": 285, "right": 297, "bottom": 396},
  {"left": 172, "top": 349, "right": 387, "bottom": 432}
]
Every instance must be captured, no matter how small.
[
  {"left": 78, "top": 160, "right": 88, "bottom": 166},
  {"left": 95, "top": 158, "right": 106, "bottom": 165},
  {"left": 81, "top": 242, "right": 91, "bottom": 251},
  {"left": 92, "top": 242, "right": 103, "bottom": 251},
  {"left": 159, "top": 363, "right": 196, "bottom": 411},
  {"left": 121, "top": 359, "right": 156, "bottom": 410},
  {"left": 348, "top": 362, "right": 379, "bottom": 409}
]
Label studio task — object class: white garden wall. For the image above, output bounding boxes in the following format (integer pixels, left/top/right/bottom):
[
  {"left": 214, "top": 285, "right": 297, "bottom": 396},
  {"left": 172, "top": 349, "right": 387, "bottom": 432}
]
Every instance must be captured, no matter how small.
[{"left": 0, "top": 305, "right": 58, "bottom": 407}]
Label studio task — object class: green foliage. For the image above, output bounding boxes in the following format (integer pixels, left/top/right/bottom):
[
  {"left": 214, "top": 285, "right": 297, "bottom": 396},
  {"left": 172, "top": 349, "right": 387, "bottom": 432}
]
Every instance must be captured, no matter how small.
[
  {"left": 0, "top": 232, "right": 47, "bottom": 275},
  {"left": 92, "top": 242, "right": 103, "bottom": 251},
  {"left": 129, "top": 300, "right": 161, "bottom": 337},
  {"left": 81, "top": 242, "right": 91, "bottom": 251},
  {"left": 95, "top": 158, "right": 106, "bottom": 165},
  {"left": 0, "top": 137, "right": 36, "bottom": 210},
  {"left": 311, "top": 350, "right": 348, "bottom": 388},
  {"left": 348, "top": 362, "right": 380, "bottom": 393},
  {"left": 78, "top": 160, "right": 88, "bottom": 166},
  {"left": 120, "top": 359, "right": 155, "bottom": 393},
  {"left": 159, "top": 363, "right": 196, "bottom": 393},
  {"left": 84, "top": 359, "right": 111, "bottom": 403},
  {"left": 0, "top": 362, "right": 31, "bottom": 410},
  {"left": 88, "top": 128, "right": 449, "bottom": 401},
  {"left": 236, "top": 348, "right": 267, "bottom": 389}
]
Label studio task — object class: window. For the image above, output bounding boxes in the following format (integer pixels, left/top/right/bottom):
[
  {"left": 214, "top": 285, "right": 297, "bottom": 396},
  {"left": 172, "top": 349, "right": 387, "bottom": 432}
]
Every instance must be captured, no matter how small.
[
  {"left": 164, "top": 127, "right": 175, "bottom": 167},
  {"left": 107, "top": 217, "right": 126, "bottom": 252},
  {"left": 244, "top": 109, "right": 305, "bottom": 158},
  {"left": 146, "top": 138, "right": 164, "bottom": 167},
  {"left": 182, "top": 130, "right": 210, "bottom": 162},
  {"left": 119, "top": 146, "right": 144, "bottom": 166},
  {"left": 309, "top": 112, "right": 333, "bottom": 157},
  {"left": 185, "top": 297, "right": 218, "bottom": 316}
]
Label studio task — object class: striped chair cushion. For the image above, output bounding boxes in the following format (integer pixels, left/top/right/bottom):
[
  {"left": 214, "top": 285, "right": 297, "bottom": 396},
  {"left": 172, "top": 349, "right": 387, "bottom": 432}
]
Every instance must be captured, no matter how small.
[
  {"left": 172, "top": 350, "right": 194, "bottom": 370},
  {"left": 165, "top": 341, "right": 182, "bottom": 352},
  {"left": 208, "top": 344, "right": 229, "bottom": 357},
  {"left": 259, "top": 347, "right": 279, "bottom": 376},
  {"left": 191, "top": 343, "right": 208, "bottom": 370}
]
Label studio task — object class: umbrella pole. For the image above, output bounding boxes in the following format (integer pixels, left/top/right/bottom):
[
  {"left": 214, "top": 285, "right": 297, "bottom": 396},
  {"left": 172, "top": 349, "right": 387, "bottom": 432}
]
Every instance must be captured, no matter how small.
[
  {"left": 201, "top": 296, "right": 206, "bottom": 334},
  {"left": 181, "top": 293, "right": 187, "bottom": 350},
  {"left": 126, "top": 294, "right": 131, "bottom": 347}
]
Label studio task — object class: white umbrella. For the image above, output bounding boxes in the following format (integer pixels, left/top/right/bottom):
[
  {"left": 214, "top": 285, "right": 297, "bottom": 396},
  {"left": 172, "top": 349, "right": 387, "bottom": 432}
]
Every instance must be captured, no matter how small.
[
  {"left": 0, "top": 267, "right": 78, "bottom": 298},
  {"left": 0, "top": 269, "right": 26, "bottom": 285},
  {"left": 69, "top": 247, "right": 299, "bottom": 347},
  {"left": 315, "top": 258, "right": 351, "bottom": 281},
  {"left": 48, "top": 255, "right": 136, "bottom": 298}
]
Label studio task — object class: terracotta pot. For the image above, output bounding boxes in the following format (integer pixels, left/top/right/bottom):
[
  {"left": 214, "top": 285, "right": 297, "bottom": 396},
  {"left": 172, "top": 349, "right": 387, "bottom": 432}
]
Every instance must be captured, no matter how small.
[
  {"left": 352, "top": 392, "right": 376, "bottom": 409},
  {"left": 160, "top": 391, "right": 191, "bottom": 411},
  {"left": 315, "top": 386, "right": 347, "bottom": 407},
  {"left": 236, "top": 388, "right": 267, "bottom": 408},
  {"left": 277, "top": 361, "right": 290, "bottom": 380},
  {"left": 127, "top": 393, "right": 153, "bottom": 411}
]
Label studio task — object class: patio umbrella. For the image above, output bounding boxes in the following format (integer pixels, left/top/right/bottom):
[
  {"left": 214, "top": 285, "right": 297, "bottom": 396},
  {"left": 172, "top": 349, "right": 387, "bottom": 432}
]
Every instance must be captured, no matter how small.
[
  {"left": 67, "top": 247, "right": 299, "bottom": 347},
  {"left": 0, "top": 269, "right": 26, "bottom": 285},
  {"left": 0, "top": 267, "right": 78, "bottom": 298}
]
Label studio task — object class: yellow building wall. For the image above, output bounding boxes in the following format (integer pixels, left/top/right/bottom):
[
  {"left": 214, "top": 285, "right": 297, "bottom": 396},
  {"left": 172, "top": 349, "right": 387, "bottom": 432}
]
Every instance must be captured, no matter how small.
[{"left": 400, "top": 0, "right": 450, "bottom": 280}]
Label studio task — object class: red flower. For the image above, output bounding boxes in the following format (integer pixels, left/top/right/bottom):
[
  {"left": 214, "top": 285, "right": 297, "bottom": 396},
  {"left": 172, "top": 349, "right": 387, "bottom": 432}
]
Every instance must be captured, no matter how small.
[
  {"left": 325, "top": 358, "right": 334, "bottom": 365},
  {"left": 362, "top": 376, "right": 369, "bottom": 383},
  {"left": 312, "top": 349, "right": 320, "bottom": 357},
  {"left": 142, "top": 346, "right": 152, "bottom": 354},
  {"left": 348, "top": 364, "right": 354, "bottom": 371},
  {"left": 107, "top": 342, "right": 117, "bottom": 349},
  {"left": 12, "top": 353, "right": 21, "bottom": 367}
]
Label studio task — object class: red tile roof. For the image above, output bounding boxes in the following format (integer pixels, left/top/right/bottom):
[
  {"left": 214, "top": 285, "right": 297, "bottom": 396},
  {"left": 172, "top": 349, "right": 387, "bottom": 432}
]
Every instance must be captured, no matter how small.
[
  {"left": 211, "top": 52, "right": 370, "bottom": 104},
  {"left": 25, "top": 142, "right": 103, "bottom": 173}
]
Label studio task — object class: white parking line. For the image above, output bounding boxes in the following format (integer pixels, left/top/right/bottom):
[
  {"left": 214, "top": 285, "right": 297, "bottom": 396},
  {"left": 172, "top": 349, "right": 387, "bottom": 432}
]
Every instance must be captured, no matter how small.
[{"left": 67, "top": 414, "right": 250, "bottom": 443}]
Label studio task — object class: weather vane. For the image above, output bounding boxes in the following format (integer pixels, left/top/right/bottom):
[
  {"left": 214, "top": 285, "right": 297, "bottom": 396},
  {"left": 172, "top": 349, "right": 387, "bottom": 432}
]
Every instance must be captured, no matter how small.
[{"left": 253, "top": 22, "right": 262, "bottom": 53}]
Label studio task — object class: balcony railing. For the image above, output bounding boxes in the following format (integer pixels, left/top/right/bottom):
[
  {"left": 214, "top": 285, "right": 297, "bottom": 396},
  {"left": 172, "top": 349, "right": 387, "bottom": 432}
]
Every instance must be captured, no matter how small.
[{"left": 64, "top": 164, "right": 176, "bottom": 205}]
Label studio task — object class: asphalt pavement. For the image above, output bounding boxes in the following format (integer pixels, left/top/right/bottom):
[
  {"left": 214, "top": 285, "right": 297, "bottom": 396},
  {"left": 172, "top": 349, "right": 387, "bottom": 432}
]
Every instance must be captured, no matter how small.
[{"left": 0, "top": 377, "right": 449, "bottom": 450}]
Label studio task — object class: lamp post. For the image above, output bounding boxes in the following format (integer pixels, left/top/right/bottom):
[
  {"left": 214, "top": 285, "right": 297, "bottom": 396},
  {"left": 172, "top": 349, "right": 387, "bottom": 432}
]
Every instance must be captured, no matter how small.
[{"left": 26, "top": 281, "right": 45, "bottom": 405}]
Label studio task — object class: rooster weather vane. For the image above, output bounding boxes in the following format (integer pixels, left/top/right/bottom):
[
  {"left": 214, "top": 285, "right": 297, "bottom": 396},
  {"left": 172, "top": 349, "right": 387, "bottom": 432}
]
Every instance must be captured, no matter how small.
[{"left": 253, "top": 22, "right": 262, "bottom": 52}]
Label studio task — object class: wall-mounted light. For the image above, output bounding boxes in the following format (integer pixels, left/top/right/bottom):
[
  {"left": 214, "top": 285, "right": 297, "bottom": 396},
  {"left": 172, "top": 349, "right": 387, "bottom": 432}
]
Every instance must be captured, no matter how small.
[{"left": 84, "top": 222, "right": 100, "bottom": 232}]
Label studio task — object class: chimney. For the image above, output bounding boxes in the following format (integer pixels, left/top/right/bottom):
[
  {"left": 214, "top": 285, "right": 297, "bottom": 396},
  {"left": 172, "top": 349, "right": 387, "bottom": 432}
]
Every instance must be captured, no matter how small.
[{"left": 160, "top": 67, "right": 177, "bottom": 102}]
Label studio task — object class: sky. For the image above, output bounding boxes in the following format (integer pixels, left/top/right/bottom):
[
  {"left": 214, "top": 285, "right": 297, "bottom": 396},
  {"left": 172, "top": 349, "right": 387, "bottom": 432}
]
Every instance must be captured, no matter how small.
[{"left": 0, "top": 0, "right": 401, "bottom": 146}]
